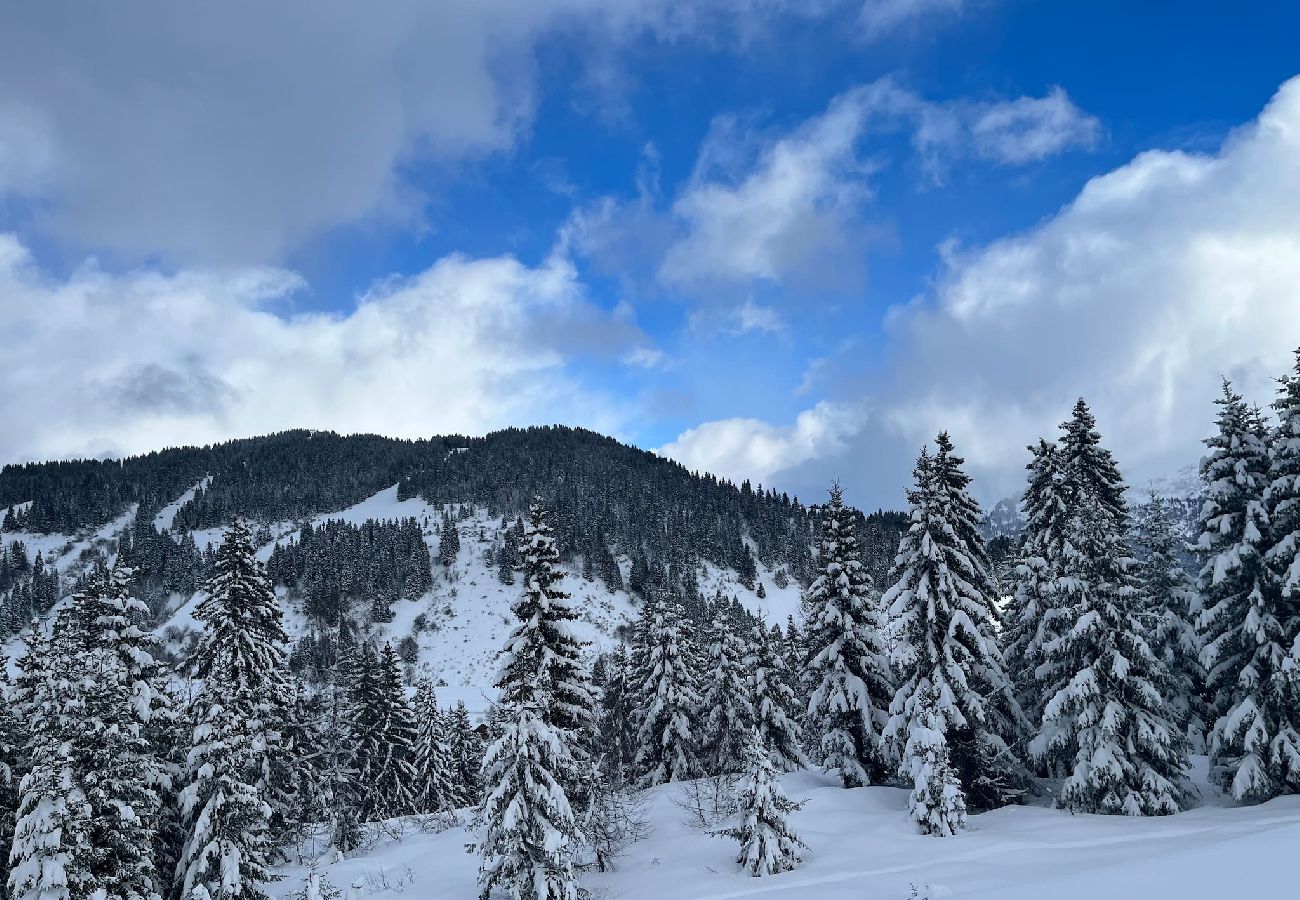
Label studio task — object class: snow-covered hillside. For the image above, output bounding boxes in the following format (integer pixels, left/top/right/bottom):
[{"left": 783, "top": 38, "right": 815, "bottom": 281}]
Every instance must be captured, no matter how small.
[
  {"left": 272, "top": 762, "right": 1300, "bottom": 900},
  {"left": 6, "top": 481, "right": 802, "bottom": 713}
]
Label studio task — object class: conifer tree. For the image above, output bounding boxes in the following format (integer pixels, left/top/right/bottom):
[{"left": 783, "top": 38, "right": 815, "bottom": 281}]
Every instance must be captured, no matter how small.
[
  {"left": 884, "top": 436, "right": 1025, "bottom": 824},
  {"left": 748, "top": 624, "right": 807, "bottom": 773},
  {"left": 8, "top": 625, "right": 93, "bottom": 900},
  {"left": 1004, "top": 439, "right": 1068, "bottom": 727},
  {"left": 1259, "top": 351, "right": 1300, "bottom": 794},
  {"left": 504, "top": 500, "right": 595, "bottom": 740},
  {"left": 0, "top": 667, "right": 25, "bottom": 899},
  {"left": 478, "top": 499, "right": 587, "bottom": 900},
  {"left": 177, "top": 519, "right": 289, "bottom": 900},
  {"left": 1032, "top": 403, "right": 1188, "bottom": 815},
  {"left": 699, "top": 610, "right": 755, "bottom": 776},
  {"left": 477, "top": 707, "right": 580, "bottom": 900},
  {"left": 412, "top": 680, "right": 456, "bottom": 814},
  {"left": 803, "top": 484, "right": 893, "bottom": 787},
  {"left": 594, "top": 644, "right": 637, "bottom": 786},
  {"left": 1136, "top": 493, "right": 1205, "bottom": 748},
  {"left": 350, "top": 644, "right": 419, "bottom": 820},
  {"left": 632, "top": 592, "right": 702, "bottom": 786},
  {"left": 716, "top": 731, "right": 806, "bottom": 877},
  {"left": 1198, "top": 379, "right": 1300, "bottom": 799},
  {"left": 448, "top": 702, "right": 483, "bottom": 806},
  {"left": 901, "top": 686, "right": 966, "bottom": 837},
  {"left": 1197, "top": 382, "right": 1279, "bottom": 796},
  {"left": 62, "top": 566, "right": 168, "bottom": 900}
]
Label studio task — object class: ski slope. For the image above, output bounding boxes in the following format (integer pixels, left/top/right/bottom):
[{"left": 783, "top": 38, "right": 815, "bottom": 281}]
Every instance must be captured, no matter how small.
[{"left": 271, "top": 763, "right": 1299, "bottom": 900}]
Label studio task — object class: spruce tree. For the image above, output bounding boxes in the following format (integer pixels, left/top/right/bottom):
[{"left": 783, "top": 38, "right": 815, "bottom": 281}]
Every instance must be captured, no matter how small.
[
  {"left": 632, "top": 592, "right": 702, "bottom": 786},
  {"left": 698, "top": 610, "right": 755, "bottom": 777},
  {"left": 349, "top": 644, "right": 419, "bottom": 820},
  {"left": 448, "top": 702, "right": 483, "bottom": 807},
  {"left": 883, "top": 436, "right": 1025, "bottom": 825},
  {"left": 594, "top": 644, "right": 637, "bottom": 786},
  {"left": 177, "top": 519, "right": 289, "bottom": 900},
  {"left": 0, "top": 667, "right": 25, "bottom": 900},
  {"left": 478, "top": 500, "right": 587, "bottom": 900},
  {"left": 61, "top": 566, "right": 167, "bottom": 900},
  {"left": 1259, "top": 351, "right": 1300, "bottom": 794},
  {"left": 503, "top": 500, "right": 595, "bottom": 740},
  {"left": 1004, "top": 439, "right": 1068, "bottom": 727},
  {"left": 1199, "top": 380, "right": 1300, "bottom": 799},
  {"left": 901, "top": 685, "right": 966, "bottom": 837},
  {"left": 747, "top": 624, "right": 807, "bottom": 773},
  {"left": 1135, "top": 493, "right": 1206, "bottom": 748},
  {"left": 1032, "top": 402, "right": 1188, "bottom": 815},
  {"left": 477, "top": 707, "right": 580, "bottom": 900},
  {"left": 8, "top": 625, "right": 94, "bottom": 900},
  {"left": 716, "top": 731, "right": 806, "bottom": 877},
  {"left": 803, "top": 484, "right": 893, "bottom": 787},
  {"left": 412, "top": 679, "right": 456, "bottom": 814}
]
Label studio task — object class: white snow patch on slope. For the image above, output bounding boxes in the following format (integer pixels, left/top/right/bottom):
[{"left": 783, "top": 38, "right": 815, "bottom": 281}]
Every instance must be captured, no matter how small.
[{"left": 155, "top": 477, "right": 212, "bottom": 532}]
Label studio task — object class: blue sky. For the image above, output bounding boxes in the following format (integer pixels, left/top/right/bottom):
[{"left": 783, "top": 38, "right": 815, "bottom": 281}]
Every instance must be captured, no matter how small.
[{"left": 2, "top": 1, "right": 1299, "bottom": 509}]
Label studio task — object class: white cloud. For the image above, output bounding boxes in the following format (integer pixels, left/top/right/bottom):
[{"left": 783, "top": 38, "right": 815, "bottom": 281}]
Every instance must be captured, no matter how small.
[
  {"left": 859, "top": 0, "right": 964, "bottom": 39},
  {"left": 652, "top": 79, "right": 1096, "bottom": 290},
  {"left": 884, "top": 76, "right": 1300, "bottom": 495},
  {"left": 658, "top": 401, "right": 863, "bottom": 485},
  {"left": 0, "top": 1, "right": 856, "bottom": 265},
  {"left": 0, "top": 234, "right": 646, "bottom": 465},
  {"left": 968, "top": 87, "right": 1102, "bottom": 164},
  {"left": 662, "top": 76, "right": 1300, "bottom": 505},
  {"left": 659, "top": 91, "right": 879, "bottom": 288}
]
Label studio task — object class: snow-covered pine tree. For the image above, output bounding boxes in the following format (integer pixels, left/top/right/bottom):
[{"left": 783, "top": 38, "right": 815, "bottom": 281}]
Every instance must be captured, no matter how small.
[
  {"left": 594, "top": 643, "right": 637, "bottom": 786},
  {"left": 177, "top": 518, "right": 290, "bottom": 900},
  {"left": 8, "top": 624, "right": 95, "bottom": 900},
  {"left": 1004, "top": 439, "right": 1068, "bottom": 728},
  {"left": 477, "top": 706, "right": 581, "bottom": 900},
  {"left": 413, "top": 679, "right": 456, "bottom": 814},
  {"left": 1135, "top": 493, "right": 1206, "bottom": 749},
  {"left": 715, "top": 730, "right": 806, "bottom": 877},
  {"left": 1198, "top": 380, "right": 1300, "bottom": 800},
  {"left": 632, "top": 591, "right": 703, "bottom": 786},
  {"left": 506, "top": 500, "right": 595, "bottom": 743},
  {"left": 883, "top": 435, "right": 1025, "bottom": 825},
  {"left": 0, "top": 666, "right": 25, "bottom": 898},
  {"left": 803, "top": 483, "right": 894, "bottom": 787},
  {"left": 56, "top": 565, "right": 167, "bottom": 900},
  {"left": 901, "top": 685, "right": 966, "bottom": 837},
  {"left": 1259, "top": 351, "right": 1300, "bottom": 794},
  {"left": 699, "top": 609, "right": 756, "bottom": 777},
  {"left": 449, "top": 702, "right": 483, "bottom": 807},
  {"left": 348, "top": 643, "right": 417, "bottom": 820},
  {"left": 478, "top": 498, "right": 588, "bottom": 900},
  {"left": 1032, "top": 402, "right": 1188, "bottom": 816},
  {"left": 748, "top": 623, "right": 807, "bottom": 773}
]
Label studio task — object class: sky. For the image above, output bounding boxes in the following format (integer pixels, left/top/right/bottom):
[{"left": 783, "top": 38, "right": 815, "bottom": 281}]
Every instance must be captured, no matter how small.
[{"left": 2, "top": 0, "right": 1299, "bottom": 510}]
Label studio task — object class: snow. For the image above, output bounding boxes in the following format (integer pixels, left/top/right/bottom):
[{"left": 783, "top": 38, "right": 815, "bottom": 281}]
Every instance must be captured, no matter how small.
[
  {"left": 272, "top": 761, "right": 1300, "bottom": 899},
  {"left": 155, "top": 477, "right": 212, "bottom": 532}
]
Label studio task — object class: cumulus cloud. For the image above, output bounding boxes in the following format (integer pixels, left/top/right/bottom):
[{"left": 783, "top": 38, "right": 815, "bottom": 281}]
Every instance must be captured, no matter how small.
[
  {"left": 663, "top": 76, "right": 1300, "bottom": 506},
  {"left": 658, "top": 401, "right": 863, "bottom": 486},
  {"left": 648, "top": 79, "right": 1096, "bottom": 291},
  {"left": 659, "top": 93, "right": 879, "bottom": 288},
  {"left": 0, "top": 234, "right": 650, "bottom": 465}
]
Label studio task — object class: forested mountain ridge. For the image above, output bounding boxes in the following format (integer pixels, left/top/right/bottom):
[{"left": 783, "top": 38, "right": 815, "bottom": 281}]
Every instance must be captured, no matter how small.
[{"left": 0, "top": 427, "right": 909, "bottom": 659}]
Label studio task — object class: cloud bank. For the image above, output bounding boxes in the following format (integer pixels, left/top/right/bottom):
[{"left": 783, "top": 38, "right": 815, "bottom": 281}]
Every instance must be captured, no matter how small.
[
  {"left": 0, "top": 236, "right": 648, "bottom": 464},
  {"left": 663, "top": 76, "right": 1300, "bottom": 506}
]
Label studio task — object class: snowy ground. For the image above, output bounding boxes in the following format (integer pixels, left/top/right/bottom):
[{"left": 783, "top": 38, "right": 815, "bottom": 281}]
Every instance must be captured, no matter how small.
[{"left": 272, "top": 762, "right": 1300, "bottom": 900}]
